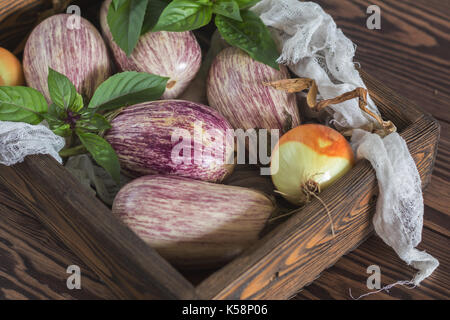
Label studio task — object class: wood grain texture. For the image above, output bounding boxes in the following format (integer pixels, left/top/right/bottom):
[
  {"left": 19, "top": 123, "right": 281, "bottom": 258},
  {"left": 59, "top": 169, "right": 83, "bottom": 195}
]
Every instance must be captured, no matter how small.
[
  {"left": 0, "top": 155, "right": 197, "bottom": 299},
  {"left": 316, "top": 0, "right": 450, "bottom": 123},
  {"left": 294, "top": 227, "right": 449, "bottom": 300},
  {"left": 0, "top": 0, "right": 49, "bottom": 51},
  {"left": 0, "top": 184, "right": 114, "bottom": 299}
]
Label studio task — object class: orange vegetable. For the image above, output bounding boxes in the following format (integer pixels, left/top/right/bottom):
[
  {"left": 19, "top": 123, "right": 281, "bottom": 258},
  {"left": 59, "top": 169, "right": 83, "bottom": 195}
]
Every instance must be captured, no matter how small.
[
  {"left": 0, "top": 47, "right": 24, "bottom": 86},
  {"left": 271, "top": 124, "right": 354, "bottom": 205}
]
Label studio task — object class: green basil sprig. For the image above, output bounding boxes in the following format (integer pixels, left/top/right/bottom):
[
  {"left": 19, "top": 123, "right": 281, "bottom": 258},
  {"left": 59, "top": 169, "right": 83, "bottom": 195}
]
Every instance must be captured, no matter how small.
[
  {"left": 212, "top": 0, "right": 242, "bottom": 22},
  {"left": 152, "top": 0, "right": 213, "bottom": 32},
  {"left": 215, "top": 10, "right": 279, "bottom": 70},
  {"left": 0, "top": 86, "right": 47, "bottom": 124},
  {"left": 107, "top": 0, "right": 149, "bottom": 56},
  {"left": 107, "top": 0, "right": 280, "bottom": 69},
  {"left": 0, "top": 68, "right": 168, "bottom": 183}
]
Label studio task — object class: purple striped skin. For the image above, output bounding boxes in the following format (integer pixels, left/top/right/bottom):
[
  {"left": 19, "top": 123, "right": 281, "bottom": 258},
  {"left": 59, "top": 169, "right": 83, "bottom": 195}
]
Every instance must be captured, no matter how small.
[
  {"left": 100, "top": 0, "right": 202, "bottom": 99},
  {"left": 112, "top": 175, "right": 275, "bottom": 268},
  {"left": 105, "top": 100, "right": 235, "bottom": 182},
  {"left": 207, "top": 47, "right": 301, "bottom": 132},
  {"left": 23, "top": 14, "right": 112, "bottom": 102}
]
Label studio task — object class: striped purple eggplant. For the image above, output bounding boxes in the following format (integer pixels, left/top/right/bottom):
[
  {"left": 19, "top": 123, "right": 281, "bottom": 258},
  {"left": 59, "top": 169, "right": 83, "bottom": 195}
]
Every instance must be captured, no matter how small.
[
  {"left": 23, "top": 14, "right": 112, "bottom": 102},
  {"left": 100, "top": 0, "right": 202, "bottom": 99},
  {"left": 207, "top": 47, "right": 300, "bottom": 132},
  {"left": 112, "top": 175, "right": 275, "bottom": 267},
  {"left": 105, "top": 100, "right": 235, "bottom": 182}
]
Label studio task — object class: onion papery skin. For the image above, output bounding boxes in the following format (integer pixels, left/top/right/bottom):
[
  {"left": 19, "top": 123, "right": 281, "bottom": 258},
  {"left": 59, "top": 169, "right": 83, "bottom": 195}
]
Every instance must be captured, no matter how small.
[
  {"left": 271, "top": 124, "right": 354, "bottom": 205},
  {"left": 23, "top": 14, "right": 112, "bottom": 102},
  {"left": 0, "top": 48, "right": 24, "bottom": 86},
  {"left": 112, "top": 175, "right": 275, "bottom": 268},
  {"left": 207, "top": 47, "right": 300, "bottom": 132},
  {"left": 105, "top": 100, "right": 235, "bottom": 182},
  {"left": 100, "top": 0, "right": 202, "bottom": 99}
]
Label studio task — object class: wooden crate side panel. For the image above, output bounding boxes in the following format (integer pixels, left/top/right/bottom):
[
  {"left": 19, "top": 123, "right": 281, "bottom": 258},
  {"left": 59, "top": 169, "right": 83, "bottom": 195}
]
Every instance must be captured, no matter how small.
[
  {"left": 0, "top": 155, "right": 197, "bottom": 300},
  {"left": 0, "top": 0, "right": 49, "bottom": 51},
  {"left": 196, "top": 116, "right": 440, "bottom": 299}
]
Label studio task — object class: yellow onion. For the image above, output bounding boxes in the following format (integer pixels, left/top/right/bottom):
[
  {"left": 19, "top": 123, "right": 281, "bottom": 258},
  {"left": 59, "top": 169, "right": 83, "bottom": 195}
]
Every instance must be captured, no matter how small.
[{"left": 271, "top": 124, "right": 354, "bottom": 205}]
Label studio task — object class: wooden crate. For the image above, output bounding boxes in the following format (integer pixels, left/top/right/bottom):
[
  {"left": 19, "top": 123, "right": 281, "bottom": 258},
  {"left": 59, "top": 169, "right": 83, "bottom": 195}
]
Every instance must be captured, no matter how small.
[{"left": 0, "top": 0, "right": 440, "bottom": 299}]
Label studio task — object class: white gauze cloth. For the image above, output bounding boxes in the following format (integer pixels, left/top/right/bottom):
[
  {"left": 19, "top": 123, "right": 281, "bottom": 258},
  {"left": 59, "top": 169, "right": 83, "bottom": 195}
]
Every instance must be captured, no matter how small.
[
  {"left": 0, "top": 120, "right": 126, "bottom": 204},
  {"left": 0, "top": 120, "right": 65, "bottom": 165},
  {"left": 252, "top": 0, "right": 438, "bottom": 285}
]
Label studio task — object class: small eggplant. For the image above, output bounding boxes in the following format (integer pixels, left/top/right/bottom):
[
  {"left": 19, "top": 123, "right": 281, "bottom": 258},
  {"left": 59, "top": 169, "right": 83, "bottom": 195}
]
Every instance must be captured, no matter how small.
[
  {"left": 100, "top": 0, "right": 202, "bottom": 99},
  {"left": 105, "top": 100, "right": 235, "bottom": 182},
  {"left": 23, "top": 14, "right": 112, "bottom": 102},
  {"left": 112, "top": 175, "right": 275, "bottom": 268},
  {"left": 207, "top": 47, "right": 300, "bottom": 133}
]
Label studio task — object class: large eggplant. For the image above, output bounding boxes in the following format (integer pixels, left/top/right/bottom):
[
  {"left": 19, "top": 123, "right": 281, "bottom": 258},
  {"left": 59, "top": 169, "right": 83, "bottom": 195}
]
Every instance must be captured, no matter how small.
[
  {"left": 100, "top": 0, "right": 202, "bottom": 99},
  {"left": 23, "top": 14, "right": 112, "bottom": 102},
  {"left": 207, "top": 47, "right": 300, "bottom": 132},
  {"left": 105, "top": 100, "right": 235, "bottom": 182},
  {"left": 112, "top": 175, "right": 275, "bottom": 267}
]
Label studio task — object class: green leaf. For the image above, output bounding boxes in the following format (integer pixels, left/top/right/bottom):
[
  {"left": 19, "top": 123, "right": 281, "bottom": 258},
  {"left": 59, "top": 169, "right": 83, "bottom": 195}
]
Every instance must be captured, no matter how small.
[
  {"left": 107, "top": 0, "right": 149, "bottom": 56},
  {"left": 215, "top": 10, "right": 279, "bottom": 70},
  {"left": 51, "top": 123, "right": 72, "bottom": 137},
  {"left": 112, "top": 0, "right": 128, "bottom": 10},
  {"left": 0, "top": 86, "right": 47, "bottom": 124},
  {"left": 141, "top": 0, "right": 170, "bottom": 34},
  {"left": 47, "top": 68, "right": 83, "bottom": 112},
  {"left": 88, "top": 71, "right": 169, "bottom": 112},
  {"left": 77, "top": 131, "right": 121, "bottom": 183},
  {"left": 152, "top": 0, "right": 213, "bottom": 32},
  {"left": 78, "top": 114, "right": 112, "bottom": 132},
  {"left": 234, "top": 0, "right": 260, "bottom": 9},
  {"left": 212, "top": 0, "right": 242, "bottom": 21}
]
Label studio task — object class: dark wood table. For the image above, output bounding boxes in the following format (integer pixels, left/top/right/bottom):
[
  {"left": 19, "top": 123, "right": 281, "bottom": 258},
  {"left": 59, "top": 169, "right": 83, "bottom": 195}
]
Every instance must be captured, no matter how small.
[{"left": 0, "top": 0, "right": 448, "bottom": 300}]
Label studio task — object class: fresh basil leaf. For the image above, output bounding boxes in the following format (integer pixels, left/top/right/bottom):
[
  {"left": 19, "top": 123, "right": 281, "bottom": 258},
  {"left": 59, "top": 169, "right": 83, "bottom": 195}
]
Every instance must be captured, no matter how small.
[
  {"left": 112, "top": 0, "right": 128, "bottom": 10},
  {"left": 141, "top": 0, "right": 170, "bottom": 34},
  {"left": 0, "top": 86, "right": 47, "bottom": 124},
  {"left": 47, "top": 68, "right": 83, "bottom": 112},
  {"left": 234, "top": 0, "right": 260, "bottom": 9},
  {"left": 212, "top": 0, "right": 242, "bottom": 21},
  {"left": 215, "top": 10, "right": 279, "bottom": 70},
  {"left": 71, "top": 94, "right": 84, "bottom": 112},
  {"left": 78, "top": 114, "right": 112, "bottom": 131},
  {"left": 152, "top": 0, "right": 213, "bottom": 32},
  {"left": 77, "top": 131, "right": 121, "bottom": 183},
  {"left": 107, "top": 0, "right": 149, "bottom": 56},
  {"left": 51, "top": 123, "right": 72, "bottom": 137},
  {"left": 88, "top": 71, "right": 169, "bottom": 112},
  {"left": 79, "top": 109, "right": 97, "bottom": 123}
]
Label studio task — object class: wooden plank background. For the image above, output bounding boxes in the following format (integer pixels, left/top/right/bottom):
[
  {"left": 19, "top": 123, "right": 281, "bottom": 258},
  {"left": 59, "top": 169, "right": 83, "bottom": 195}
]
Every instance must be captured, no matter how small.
[{"left": 0, "top": 0, "right": 448, "bottom": 299}]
